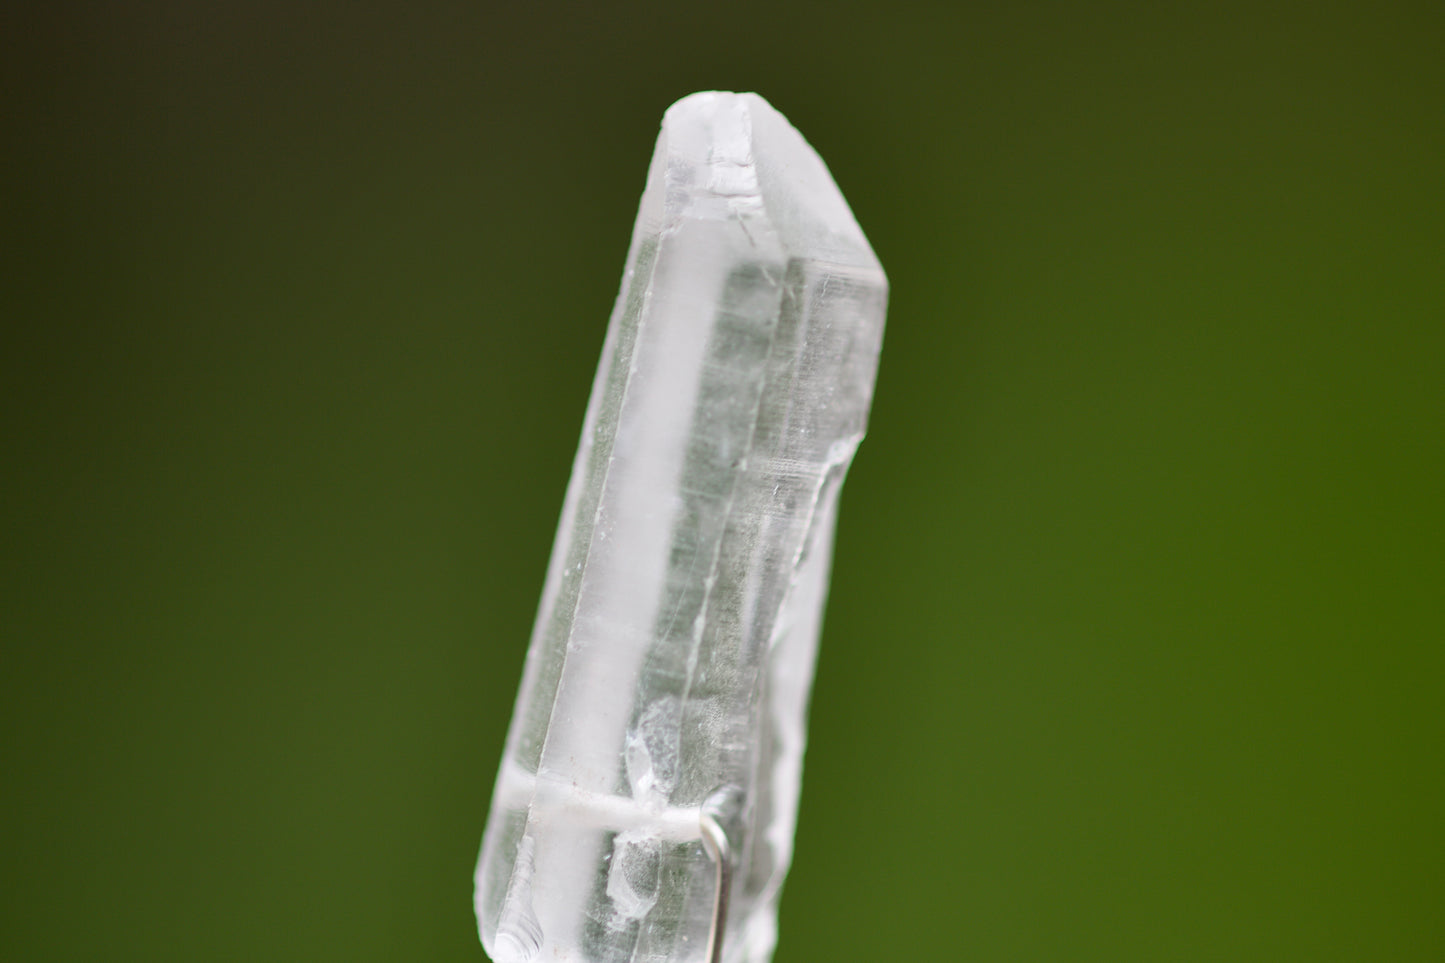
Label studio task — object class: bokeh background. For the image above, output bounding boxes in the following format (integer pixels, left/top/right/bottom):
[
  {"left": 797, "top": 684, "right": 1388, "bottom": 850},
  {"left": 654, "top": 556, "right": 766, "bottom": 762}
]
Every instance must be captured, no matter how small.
[{"left": 4, "top": 1, "right": 1442, "bottom": 960}]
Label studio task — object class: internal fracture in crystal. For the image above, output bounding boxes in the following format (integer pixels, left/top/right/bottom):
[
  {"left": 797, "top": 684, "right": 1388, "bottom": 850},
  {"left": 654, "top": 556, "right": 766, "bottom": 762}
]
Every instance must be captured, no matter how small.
[{"left": 475, "top": 91, "right": 887, "bottom": 963}]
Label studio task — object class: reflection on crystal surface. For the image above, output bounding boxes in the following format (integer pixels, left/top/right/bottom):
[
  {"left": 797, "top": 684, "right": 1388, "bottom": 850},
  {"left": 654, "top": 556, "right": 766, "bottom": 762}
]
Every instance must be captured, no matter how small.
[{"left": 476, "top": 91, "right": 887, "bottom": 963}]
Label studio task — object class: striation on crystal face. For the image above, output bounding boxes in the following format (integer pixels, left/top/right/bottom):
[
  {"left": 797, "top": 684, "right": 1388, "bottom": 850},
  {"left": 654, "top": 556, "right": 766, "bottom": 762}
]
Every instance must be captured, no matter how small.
[{"left": 475, "top": 91, "right": 887, "bottom": 963}]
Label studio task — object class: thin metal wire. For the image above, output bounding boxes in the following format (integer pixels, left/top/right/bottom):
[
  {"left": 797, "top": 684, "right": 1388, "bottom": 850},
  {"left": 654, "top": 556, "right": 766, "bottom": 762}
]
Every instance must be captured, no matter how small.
[{"left": 699, "top": 809, "right": 732, "bottom": 963}]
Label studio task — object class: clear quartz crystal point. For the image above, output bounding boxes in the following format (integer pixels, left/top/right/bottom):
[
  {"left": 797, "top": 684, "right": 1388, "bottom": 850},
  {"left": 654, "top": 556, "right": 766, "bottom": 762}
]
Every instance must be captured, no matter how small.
[{"left": 475, "top": 91, "right": 887, "bottom": 963}]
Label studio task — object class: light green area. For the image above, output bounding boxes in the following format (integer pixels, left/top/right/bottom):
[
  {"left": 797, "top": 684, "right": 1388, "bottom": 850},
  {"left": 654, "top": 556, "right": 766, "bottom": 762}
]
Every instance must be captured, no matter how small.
[{"left": 3, "top": 2, "right": 1441, "bottom": 960}]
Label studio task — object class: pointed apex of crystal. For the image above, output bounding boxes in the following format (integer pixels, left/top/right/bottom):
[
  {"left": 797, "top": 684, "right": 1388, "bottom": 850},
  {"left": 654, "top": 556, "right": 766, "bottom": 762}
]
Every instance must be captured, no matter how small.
[
  {"left": 477, "top": 92, "right": 886, "bottom": 963},
  {"left": 647, "top": 91, "right": 884, "bottom": 277}
]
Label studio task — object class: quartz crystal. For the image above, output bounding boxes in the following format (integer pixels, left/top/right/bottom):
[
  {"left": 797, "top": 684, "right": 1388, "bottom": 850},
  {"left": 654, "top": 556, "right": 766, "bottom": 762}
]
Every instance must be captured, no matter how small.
[{"left": 475, "top": 91, "right": 887, "bottom": 963}]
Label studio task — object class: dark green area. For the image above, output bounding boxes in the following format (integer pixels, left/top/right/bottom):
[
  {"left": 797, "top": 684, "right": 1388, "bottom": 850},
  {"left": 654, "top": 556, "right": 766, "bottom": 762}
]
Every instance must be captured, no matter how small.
[{"left": 3, "top": 1, "right": 1441, "bottom": 959}]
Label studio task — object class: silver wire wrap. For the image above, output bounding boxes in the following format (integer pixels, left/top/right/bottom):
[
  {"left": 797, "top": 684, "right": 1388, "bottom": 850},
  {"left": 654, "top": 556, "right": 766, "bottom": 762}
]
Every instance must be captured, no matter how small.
[{"left": 699, "top": 810, "right": 732, "bottom": 963}]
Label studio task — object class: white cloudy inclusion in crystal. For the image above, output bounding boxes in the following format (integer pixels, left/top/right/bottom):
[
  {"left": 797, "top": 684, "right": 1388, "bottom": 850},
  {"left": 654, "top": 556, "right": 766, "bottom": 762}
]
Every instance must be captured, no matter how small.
[{"left": 475, "top": 91, "right": 887, "bottom": 963}]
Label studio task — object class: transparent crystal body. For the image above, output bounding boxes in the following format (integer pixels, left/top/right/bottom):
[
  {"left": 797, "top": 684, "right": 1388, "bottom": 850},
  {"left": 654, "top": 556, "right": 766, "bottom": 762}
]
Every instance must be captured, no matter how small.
[{"left": 475, "top": 92, "right": 887, "bottom": 963}]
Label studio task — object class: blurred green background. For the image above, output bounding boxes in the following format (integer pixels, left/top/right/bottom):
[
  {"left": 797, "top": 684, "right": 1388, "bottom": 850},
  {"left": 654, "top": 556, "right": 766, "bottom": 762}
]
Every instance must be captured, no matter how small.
[{"left": 4, "top": 1, "right": 1442, "bottom": 960}]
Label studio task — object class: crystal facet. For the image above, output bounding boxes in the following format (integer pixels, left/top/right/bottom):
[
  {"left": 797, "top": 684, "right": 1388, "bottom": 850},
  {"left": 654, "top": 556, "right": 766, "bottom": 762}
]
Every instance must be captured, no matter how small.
[{"left": 475, "top": 91, "right": 887, "bottom": 963}]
